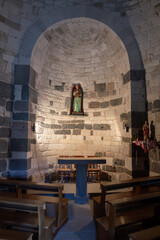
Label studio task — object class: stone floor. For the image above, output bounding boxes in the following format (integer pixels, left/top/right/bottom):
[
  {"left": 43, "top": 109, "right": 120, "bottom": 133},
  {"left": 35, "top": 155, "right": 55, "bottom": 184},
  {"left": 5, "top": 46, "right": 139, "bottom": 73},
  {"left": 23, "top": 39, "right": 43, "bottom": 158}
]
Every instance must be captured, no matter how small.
[
  {"left": 54, "top": 200, "right": 96, "bottom": 240},
  {"left": 53, "top": 182, "right": 99, "bottom": 240}
]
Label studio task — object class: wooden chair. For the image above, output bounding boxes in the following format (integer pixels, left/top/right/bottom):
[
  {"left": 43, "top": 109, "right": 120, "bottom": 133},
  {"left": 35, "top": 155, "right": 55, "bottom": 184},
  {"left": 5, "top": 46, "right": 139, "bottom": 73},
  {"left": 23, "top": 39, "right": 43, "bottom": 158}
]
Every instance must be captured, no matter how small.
[
  {"left": 73, "top": 164, "right": 76, "bottom": 182},
  {"left": 57, "top": 164, "right": 72, "bottom": 182},
  {"left": 87, "top": 164, "right": 101, "bottom": 182},
  {"left": 70, "top": 156, "right": 84, "bottom": 182}
]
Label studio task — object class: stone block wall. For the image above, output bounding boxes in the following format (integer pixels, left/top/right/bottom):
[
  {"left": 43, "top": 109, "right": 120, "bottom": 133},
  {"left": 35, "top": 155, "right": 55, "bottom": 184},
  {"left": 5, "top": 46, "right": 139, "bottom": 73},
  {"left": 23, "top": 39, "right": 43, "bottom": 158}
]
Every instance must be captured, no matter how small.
[
  {"left": 0, "top": 0, "right": 159, "bottom": 180},
  {"left": 29, "top": 18, "right": 133, "bottom": 181},
  {"left": 0, "top": 80, "right": 13, "bottom": 177}
]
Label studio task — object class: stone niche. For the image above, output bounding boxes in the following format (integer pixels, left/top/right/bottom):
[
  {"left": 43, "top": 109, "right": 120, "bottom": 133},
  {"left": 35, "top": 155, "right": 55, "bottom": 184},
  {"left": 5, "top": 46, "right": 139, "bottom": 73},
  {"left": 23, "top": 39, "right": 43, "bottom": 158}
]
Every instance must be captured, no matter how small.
[{"left": 29, "top": 18, "right": 131, "bottom": 181}]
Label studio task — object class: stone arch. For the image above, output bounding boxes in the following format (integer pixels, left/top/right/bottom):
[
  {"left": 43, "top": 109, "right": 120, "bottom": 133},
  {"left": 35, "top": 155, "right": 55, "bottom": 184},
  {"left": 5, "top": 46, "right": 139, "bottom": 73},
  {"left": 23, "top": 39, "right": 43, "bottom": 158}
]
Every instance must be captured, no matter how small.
[
  {"left": 17, "top": 6, "right": 143, "bottom": 70},
  {"left": 11, "top": 6, "right": 147, "bottom": 180}
]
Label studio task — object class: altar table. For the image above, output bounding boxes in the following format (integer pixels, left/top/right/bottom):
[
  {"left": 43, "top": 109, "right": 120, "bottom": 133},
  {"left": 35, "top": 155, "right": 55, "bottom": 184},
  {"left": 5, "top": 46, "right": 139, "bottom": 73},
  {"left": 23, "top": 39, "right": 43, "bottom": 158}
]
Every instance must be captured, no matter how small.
[{"left": 58, "top": 157, "right": 106, "bottom": 204}]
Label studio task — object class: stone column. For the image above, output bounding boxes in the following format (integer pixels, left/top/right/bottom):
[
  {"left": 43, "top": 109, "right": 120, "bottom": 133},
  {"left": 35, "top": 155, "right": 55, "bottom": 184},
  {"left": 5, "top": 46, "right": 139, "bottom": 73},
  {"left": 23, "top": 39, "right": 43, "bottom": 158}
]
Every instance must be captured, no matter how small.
[
  {"left": 9, "top": 65, "right": 37, "bottom": 180},
  {"left": 0, "top": 81, "right": 14, "bottom": 177},
  {"left": 123, "top": 69, "right": 149, "bottom": 178}
]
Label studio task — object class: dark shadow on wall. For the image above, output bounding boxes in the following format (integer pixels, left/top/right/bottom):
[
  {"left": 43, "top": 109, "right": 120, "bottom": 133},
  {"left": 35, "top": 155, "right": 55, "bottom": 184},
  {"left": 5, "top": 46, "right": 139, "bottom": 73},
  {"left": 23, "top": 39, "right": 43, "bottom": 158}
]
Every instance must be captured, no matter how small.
[
  {"left": 132, "top": 144, "right": 149, "bottom": 178},
  {"left": 150, "top": 121, "right": 156, "bottom": 140}
]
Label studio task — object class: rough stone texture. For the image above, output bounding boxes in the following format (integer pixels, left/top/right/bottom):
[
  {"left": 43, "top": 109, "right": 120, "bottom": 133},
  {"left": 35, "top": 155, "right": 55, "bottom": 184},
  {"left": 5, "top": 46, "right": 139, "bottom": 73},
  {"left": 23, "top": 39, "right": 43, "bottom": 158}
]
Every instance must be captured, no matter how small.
[
  {"left": 50, "top": 110, "right": 55, "bottom": 114},
  {"left": 147, "top": 102, "right": 152, "bottom": 111},
  {"left": 9, "top": 159, "right": 31, "bottom": 171},
  {"left": 95, "top": 83, "right": 106, "bottom": 92},
  {"left": 54, "top": 130, "right": 71, "bottom": 135},
  {"left": 151, "top": 162, "right": 160, "bottom": 174},
  {"left": 65, "top": 97, "right": 71, "bottom": 108},
  {"left": 22, "top": 85, "right": 38, "bottom": 104},
  {"left": 113, "top": 158, "right": 125, "bottom": 166},
  {"left": 123, "top": 70, "right": 146, "bottom": 84},
  {"left": 0, "top": 0, "right": 159, "bottom": 179},
  {"left": 153, "top": 99, "right": 160, "bottom": 109},
  {"left": 9, "top": 138, "right": 30, "bottom": 152},
  {"left": 0, "top": 117, "right": 10, "bottom": 127},
  {"left": 120, "top": 113, "right": 128, "bottom": 121},
  {"left": 14, "top": 65, "right": 30, "bottom": 85},
  {"left": 6, "top": 101, "right": 13, "bottom": 111},
  {"left": 0, "top": 128, "right": 10, "bottom": 138},
  {"left": 93, "top": 124, "right": 110, "bottom": 130},
  {"left": 110, "top": 98, "right": 123, "bottom": 106},
  {"left": 122, "top": 137, "right": 131, "bottom": 143},
  {"left": 73, "top": 129, "right": 81, "bottom": 135},
  {"left": 50, "top": 101, "right": 53, "bottom": 106},
  {"left": 0, "top": 81, "right": 14, "bottom": 99},
  {"left": 14, "top": 101, "right": 28, "bottom": 112},
  {"left": 54, "top": 83, "right": 65, "bottom": 92},
  {"left": 0, "top": 97, "right": 6, "bottom": 106},
  {"left": 0, "top": 140, "right": 8, "bottom": 152},
  {"left": 89, "top": 102, "right": 100, "bottom": 108},
  {"left": 93, "top": 112, "right": 101, "bottom": 116},
  {"left": 0, "top": 159, "right": 7, "bottom": 171},
  {"left": 75, "top": 124, "right": 84, "bottom": 129},
  {"left": 51, "top": 124, "right": 61, "bottom": 129},
  {"left": 62, "top": 124, "right": 75, "bottom": 129},
  {"left": 85, "top": 124, "right": 92, "bottom": 130},
  {"left": 13, "top": 113, "right": 35, "bottom": 122},
  {"left": 100, "top": 101, "right": 109, "bottom": 108},
  {"left": 61, "top": 111, "right": 67, "bottom": 115}
]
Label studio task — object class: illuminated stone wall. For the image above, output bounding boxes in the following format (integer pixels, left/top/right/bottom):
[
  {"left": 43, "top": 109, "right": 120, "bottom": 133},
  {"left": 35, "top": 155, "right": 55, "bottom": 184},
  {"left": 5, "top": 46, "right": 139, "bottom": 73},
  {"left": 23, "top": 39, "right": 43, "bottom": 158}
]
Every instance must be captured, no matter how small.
[{"left": 0, "top": 0, "right": 159, "bottom": 180}]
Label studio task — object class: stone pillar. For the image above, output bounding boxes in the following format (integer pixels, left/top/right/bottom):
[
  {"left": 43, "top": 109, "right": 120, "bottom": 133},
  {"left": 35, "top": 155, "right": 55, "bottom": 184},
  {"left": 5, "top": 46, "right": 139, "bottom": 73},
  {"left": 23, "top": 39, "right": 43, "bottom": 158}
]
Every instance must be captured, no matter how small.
[
  {"left": 0, "top": 81, "right": 14, "bottom": 177},
  {"left": 123, "top": 69, "right": 148, "bottom": 177},
  {"left": 8, "top": 65, "right": 37, "bottom": 180}
]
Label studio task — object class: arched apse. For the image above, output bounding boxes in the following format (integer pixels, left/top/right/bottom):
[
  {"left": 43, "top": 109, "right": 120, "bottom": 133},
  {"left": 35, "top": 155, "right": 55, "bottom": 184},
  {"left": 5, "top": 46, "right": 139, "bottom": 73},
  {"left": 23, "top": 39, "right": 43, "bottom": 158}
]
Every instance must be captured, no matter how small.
[
  {"left": 11, "top": 6, "right": 146, "bottom": 181},
  {"left": 17, "top": 6, "right": 143, "bottom": 70},
  {"left": 28, "top": 18, "right": 132, "bottom": 181}
]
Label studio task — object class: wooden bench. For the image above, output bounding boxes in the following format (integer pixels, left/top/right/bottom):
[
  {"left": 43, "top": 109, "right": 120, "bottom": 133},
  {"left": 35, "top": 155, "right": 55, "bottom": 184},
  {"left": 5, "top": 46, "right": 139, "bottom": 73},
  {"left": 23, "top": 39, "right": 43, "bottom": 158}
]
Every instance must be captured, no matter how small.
[
  {"left": 0, "top": 179, "right": 69, "bottom": 233},
  {"left": 0, "top": 196, "right": 55, "bottom": 240},
  {"left": 93, "top": 175, "right": 160, "bottom": 219},
  {"left": 128, "top": 225, "right": 160, "bottom": 240},
  {"left": 95, "top": 191, "right": 160, "bottom": 240},
  {"left": 0, "top": 229, "right": 33, "bottom": 240}
]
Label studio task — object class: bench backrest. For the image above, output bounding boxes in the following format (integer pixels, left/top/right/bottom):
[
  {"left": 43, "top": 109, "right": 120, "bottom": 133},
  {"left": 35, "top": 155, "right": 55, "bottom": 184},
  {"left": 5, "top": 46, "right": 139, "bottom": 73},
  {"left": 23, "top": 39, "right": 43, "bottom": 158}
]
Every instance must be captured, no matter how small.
[
  {"left": 100, "top": 175, "right": 160, "bottom": 205},
  {"left": 0, "top": 195, "right": 45, "bottom": 240},
  {"left": 107, "top": 191, "right": 160, "bottom": 240},
  {"left": 0, "top": 179, "right": 64, "bottom": 229},
  {"left": 0, "top": 179, "right": 63, "bottom": 197}
]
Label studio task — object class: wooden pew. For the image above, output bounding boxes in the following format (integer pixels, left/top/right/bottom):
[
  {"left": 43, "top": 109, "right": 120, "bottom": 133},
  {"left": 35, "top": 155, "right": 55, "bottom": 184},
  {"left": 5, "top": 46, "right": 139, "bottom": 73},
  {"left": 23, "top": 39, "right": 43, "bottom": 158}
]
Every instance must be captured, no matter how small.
[
  {"left": 0, "top": 196, "right": 55, "bottom": 240},
  {"left": 0, "top": 229, "right": 33, "bottom": 240},
  {"left": 128, "top": 225, "right": 160, "bottom": 240},
  {"left": 17, "top": 181, "right": 68, "bottom": 229},
  {"left": 93, "top": 175, "right": 160, "bottom": 219},
  {"left": 0, "top": 179, "right": 69, "bottom": 233},
  {"left": 95, "top": 191, "right": 160, "bottom": 240}
]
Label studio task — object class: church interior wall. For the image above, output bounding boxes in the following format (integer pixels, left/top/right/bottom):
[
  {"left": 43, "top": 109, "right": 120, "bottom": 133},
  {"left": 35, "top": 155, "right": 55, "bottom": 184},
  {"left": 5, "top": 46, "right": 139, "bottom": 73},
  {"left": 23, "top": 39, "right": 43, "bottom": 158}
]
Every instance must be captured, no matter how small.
[{"left": 0, "top": 0, "right": 159, "bottom": 181}]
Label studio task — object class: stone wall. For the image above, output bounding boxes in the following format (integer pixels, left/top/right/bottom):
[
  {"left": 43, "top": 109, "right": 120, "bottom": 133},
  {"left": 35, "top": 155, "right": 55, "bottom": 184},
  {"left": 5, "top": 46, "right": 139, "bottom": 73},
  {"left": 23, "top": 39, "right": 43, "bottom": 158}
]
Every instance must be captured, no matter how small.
[
  {"left": 29, "top": 18, "right": 133, "bottom": 181},
  {"left": 0, "top": 0, "right": 159, "bottom": 180},
  {"left": 0, "top": 80, "right": 13, "bottom": 177}
]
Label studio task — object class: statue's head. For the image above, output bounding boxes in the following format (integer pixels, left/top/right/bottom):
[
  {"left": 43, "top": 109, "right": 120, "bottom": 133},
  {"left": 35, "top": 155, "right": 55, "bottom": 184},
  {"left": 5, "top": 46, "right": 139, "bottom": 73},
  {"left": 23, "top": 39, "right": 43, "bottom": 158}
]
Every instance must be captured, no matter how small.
[{"left": 75, "top": 84, "right": 79, "bottom": 89}]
